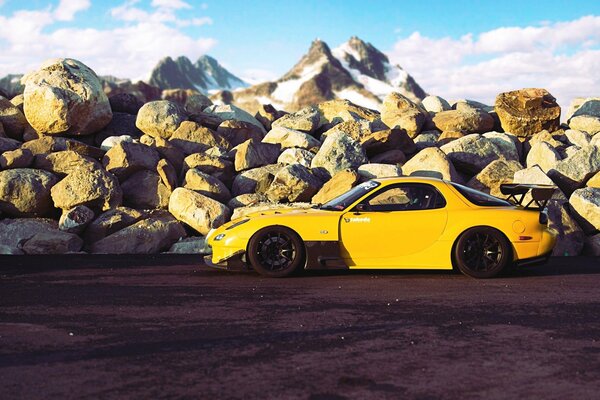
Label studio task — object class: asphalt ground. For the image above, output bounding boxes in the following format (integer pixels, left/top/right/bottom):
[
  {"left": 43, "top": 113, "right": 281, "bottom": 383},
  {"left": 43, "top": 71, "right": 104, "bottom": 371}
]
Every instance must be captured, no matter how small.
[{"left": 1, "top": 256, "right": 600, "bottom": 399}]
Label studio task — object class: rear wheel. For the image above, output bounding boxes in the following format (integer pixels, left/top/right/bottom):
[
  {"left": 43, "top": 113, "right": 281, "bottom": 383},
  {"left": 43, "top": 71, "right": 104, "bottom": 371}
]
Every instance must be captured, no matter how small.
[
  {"left": 247, "top": 226, "right": 305, "bottom": 278},
  {"left": 453, "top": 227, "right": 511, "bottom": 278}
]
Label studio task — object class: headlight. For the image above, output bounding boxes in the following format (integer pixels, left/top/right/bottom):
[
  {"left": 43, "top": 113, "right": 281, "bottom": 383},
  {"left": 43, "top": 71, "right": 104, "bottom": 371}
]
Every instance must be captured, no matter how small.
[
  {"left": 214, "top": 233, "right": 226, "bottom": 241},
  {"left": 226, "top": 218, "right": 250, "bottom": 230}
]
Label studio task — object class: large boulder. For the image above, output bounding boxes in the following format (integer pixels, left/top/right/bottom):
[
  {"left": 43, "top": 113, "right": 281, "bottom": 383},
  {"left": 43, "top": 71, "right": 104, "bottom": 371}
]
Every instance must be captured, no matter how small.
[
  {"left": 265, "top": 164, "right": 322, "bottom": 203},
  {"left": 205, "top": 104, "right": 266, "bottom": 133},
  {"left": 321, "top": 119, "right": 373, "bottom": 142},
  {"left": 277, "top": 148, "right": 314, "bottom": 167},
  {"left": 168, "top": 237, "right": 211, "bottom": 254},
  {"left": 108, "top": 93, "right": 144, "bottom": 115},
  {"left": 0, "top": 148, "right": 33, "bottom": 169},
  {"left": 183, "top": 168, "right": 231, "bottom": 203},
  {"left": 169, "top": 121, "right": 230, "bottom": 154},
  {"left": 51, "top": 166, "right": 122, "bottom": 211},
  {"left": 0, "top": 96, "right": 28, "bottom": 139},
  {"left": 0, "top": 168, "right": 57, "bottom": 216},
  {"left": 156, "top": 158, "right": 178, "bottom": 192},
  {"left": 262, "top": 126, "right": 320, "bottom": 151},
  {"left": 547, "top": 145, "right": 600, "bottom": 195},
  {"left": 494, "top": 88, "right": 561, "bottom": 138},
  {"left": 317, "top": 99, "right": 380, "bottom": 126},
  {"left": 33, "top": 150, "right": 101, "bottom": 177},
  {"left": 360, "top": 128, "right": 415, "bottom": 157},
  {"left": 568, "top": 99, "right": 600, "bottom": 135},
  {"left": 90, "top": 212, "right": 186, "bottom": 254},
  {"left": 231, "top": 164, "right": 282, "bottom": 196},
  {"left": 22, "top": 58, "right": 112, "bottom": 135},
  {"left": 569, "top": 187, "right": 600, "bottom": 234},
  {"left": 483, "top": 131, "right": 521, "bottom": 161},
  {"left": 311, "top": 131, "right": 368, "bottom": 179},
  {"left": 59, "top": 205, "right": 95, "bottom": 234},
  {"left": 526, "top": 142, "right": 561, "bottom": 173},
  {"left": 22, "top": 231, "right": 83, "bottom": 254},
  {"left": 230, "top": 139, "right": 280, "bottom": 172},
  {"left": 135, "top": 100, "right": 186, "bottom": 139},
  {"left": 0, "top": 137, "right": 20, "bottom": 154},
  {"left": 255, "top": 104, "right": 282, "bottom": 131},
  {"left": 100, "top": 135, "right": 134, "bottom": 151},
  {"left": 466, "top": 160, "right": 523, "bottom": 197},
  {"left": 401, "top": 147, "right": 460, "bottom": 182},
  {"left": 370, "top": 149, "right": 407, "bottom": 165},
  {"left": 121, "top": 170, "right": 171, "bottom": 209},
  {"left": 271, "top": 106, "right": 321, "bottom": 133},
  {"left": 102, "top": 142, "right": 160, "bottom": 180},
  {"left": 0, "top": 218, "right": 57, "bottom": 250},
  {"left": 380, "top": 92, "right": 426, "bottom": 138},
  {"left": 84, "top": 207, "right": 144, "bottom": 244},
  {"left": 312, "top": 170, "right": 359, "bottom": 204},
  {"left": 422, "top": 95, "right": 451, "bottom": 113},
  {"left": 169, "top": 187, "right": 231, "bottom": 235},
  {"left": 565, "top": 129, "right": 592, "bottom": 148},
  {"left": 357, "top": 164, "right": 403, "bottom": 180},
  {"left": 182, "top": 153, "right": 234, "bottom": 184},
  {"left": 228, "top": 193, "right": 268, "bottom": 209},
  {"left": 439, "top": 134, "right": 504, "bottom": 174},
  {"left": 432, "top": 106, "right": 494, "bottom": 134},
  {"left": 546, "top": 201, "right": 585, "bottom": 256},
  {"left": 216, "top": 120, "right": 265, "bottom": 147},
  {"left": 140, "top": 135, "right": 185, "bottom": 172}
]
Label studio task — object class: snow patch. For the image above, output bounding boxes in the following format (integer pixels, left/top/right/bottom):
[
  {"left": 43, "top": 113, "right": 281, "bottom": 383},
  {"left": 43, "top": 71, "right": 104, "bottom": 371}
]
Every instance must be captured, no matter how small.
[
  {"left": 271, "top": 57, "right": 327, "bottom": 103},
  {"left": 334, "top": 89, "right": 381, "bottom": 111}
]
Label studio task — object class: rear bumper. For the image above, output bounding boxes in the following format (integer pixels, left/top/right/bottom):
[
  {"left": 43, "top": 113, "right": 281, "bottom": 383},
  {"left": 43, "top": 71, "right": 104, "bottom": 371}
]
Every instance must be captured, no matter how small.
[
  {"left": 515, "top": 251, "right": 552, "bottom": 267},
  {"left": 203, "top": 252, "right": 247, "bottom": 271}
]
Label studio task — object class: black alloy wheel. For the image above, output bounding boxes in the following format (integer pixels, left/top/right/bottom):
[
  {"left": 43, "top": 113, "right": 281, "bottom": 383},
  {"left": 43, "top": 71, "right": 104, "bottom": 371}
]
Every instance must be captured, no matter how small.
[
  {"left": 247, "top": 226, "right": 305, "bottom": 277},
  {"left": 454, "top": 227, "right": 511, "bottom": 278}
]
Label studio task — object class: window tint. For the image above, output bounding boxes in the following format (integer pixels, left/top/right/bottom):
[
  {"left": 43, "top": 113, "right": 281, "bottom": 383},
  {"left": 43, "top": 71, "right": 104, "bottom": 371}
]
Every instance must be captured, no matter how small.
[{"left": 362, "top": 183, "right": 446, "bottom": 212}]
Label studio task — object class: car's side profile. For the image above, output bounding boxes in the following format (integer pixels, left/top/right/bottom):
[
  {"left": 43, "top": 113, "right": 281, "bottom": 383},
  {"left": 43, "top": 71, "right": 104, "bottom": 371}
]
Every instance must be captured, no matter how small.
[{"left": 206, "top": 177, "right": 557, "bottom": 278}]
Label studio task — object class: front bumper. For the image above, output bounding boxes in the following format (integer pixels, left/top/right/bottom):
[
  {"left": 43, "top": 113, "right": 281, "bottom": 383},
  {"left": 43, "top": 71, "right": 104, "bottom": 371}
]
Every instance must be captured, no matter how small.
[{"left": 203, "top": 252, "right": 247, "bottom": 271}]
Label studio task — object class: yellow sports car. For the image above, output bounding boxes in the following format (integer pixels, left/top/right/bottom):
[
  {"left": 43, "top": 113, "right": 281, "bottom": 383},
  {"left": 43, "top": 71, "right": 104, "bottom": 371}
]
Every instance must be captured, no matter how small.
[{"left": 205, "top": 177, "right": 557, "bottom": 278}]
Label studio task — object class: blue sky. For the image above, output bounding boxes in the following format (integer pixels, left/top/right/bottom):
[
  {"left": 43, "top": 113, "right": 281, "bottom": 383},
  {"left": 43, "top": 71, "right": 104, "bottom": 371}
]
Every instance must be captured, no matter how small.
[{"left": 1, "top": 0, "right": 600, "bottom": 106}]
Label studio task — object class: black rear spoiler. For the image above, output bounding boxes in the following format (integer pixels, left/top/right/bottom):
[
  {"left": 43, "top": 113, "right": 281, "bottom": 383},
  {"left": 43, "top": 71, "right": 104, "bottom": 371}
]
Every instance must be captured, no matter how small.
[{"left": 500, "top": 184, "right": 556, "bottom": 209}]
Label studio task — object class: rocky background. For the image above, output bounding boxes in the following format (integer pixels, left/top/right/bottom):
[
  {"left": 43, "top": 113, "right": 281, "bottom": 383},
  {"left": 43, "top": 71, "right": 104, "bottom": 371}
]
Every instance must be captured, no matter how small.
[{"left": 0, "top": 58, "right": 599, "bottom": 257}]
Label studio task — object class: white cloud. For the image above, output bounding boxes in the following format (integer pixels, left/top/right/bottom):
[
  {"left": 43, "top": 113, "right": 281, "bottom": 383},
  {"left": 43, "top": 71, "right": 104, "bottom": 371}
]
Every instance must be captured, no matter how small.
[
  {"left": 54, "top": 0, "right": 91, "bottom": 21},
  {"left": 151, "top": 0, "right": 191, "bottom": 10},
  {"left": 0, "top": 1, "right": 217, "bottom": 80},
  {"left": 241, "top": 68, "right": 279, "bottom": 85},
  {"left": 388, "top": 16, "right": 600, "bottom": 108}
]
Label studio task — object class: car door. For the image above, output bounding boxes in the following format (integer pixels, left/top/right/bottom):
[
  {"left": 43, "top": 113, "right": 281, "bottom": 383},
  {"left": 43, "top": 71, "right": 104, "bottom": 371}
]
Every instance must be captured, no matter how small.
[{"left": 339, "top": 183, "right": 448, "bottom": 267}]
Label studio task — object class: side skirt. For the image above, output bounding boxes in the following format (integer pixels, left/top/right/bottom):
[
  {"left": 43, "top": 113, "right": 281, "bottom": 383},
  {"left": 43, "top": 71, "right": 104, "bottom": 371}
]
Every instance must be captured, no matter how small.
[{"left": 304, "top": 241, "right": 348, "bottom": 270}]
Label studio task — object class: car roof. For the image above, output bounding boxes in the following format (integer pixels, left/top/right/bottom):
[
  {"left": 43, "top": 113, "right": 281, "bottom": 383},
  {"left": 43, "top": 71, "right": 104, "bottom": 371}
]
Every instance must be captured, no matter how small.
[{"left": 372, "top": 176, "right": 448, "bottom": 185}]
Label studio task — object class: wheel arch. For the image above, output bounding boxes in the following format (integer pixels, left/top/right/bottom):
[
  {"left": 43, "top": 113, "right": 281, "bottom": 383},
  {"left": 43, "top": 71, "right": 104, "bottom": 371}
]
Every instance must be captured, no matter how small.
[{"left": 450, "top": 225, "right": 514, "bottom": 270}]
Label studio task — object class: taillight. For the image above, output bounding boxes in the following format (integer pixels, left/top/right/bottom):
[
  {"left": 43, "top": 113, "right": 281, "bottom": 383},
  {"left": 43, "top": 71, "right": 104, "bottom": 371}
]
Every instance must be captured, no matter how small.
[{"left": 539, "top": 209, "right": 549, "bottom": 225}]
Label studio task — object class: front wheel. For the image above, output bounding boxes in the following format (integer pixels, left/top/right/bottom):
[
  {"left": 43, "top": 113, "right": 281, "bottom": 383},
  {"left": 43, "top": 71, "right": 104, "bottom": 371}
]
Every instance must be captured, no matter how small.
[
  {"left": 247, "top": 226, "right": 305, "bottom": 277},
  {"left": 453, "top": 227, "right": 511, "bottom": 279}
]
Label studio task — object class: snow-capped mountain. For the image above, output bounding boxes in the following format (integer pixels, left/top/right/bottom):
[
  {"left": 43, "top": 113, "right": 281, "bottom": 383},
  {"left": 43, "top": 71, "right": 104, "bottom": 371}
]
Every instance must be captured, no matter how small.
[
  {"left": 228, "top": 37, "right": 426, "bottom": 112},
  {"left": 332, "top": 36, "right": 426, "bottom": 104},
  {"left": 147, "top": 55, "right": 247, "bottom": 93}
]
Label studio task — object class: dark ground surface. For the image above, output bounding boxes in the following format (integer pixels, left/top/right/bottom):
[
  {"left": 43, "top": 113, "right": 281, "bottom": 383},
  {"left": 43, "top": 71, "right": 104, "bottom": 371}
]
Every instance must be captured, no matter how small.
[{"left": 1, "top": 256, "right": 600, "bottom": 399}]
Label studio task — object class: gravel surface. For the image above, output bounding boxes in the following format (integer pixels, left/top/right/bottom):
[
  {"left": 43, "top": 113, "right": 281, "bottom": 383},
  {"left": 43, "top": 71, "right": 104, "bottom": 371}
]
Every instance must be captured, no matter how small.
[{"left": 1, "top": 256, "right": 600, "bottom": 399}]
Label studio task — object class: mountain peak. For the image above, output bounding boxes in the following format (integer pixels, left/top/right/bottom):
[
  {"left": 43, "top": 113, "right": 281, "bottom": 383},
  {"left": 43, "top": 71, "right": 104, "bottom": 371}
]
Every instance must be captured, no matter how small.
[{"left": 148, "top": 55, "right": 247, "bottom": 92}]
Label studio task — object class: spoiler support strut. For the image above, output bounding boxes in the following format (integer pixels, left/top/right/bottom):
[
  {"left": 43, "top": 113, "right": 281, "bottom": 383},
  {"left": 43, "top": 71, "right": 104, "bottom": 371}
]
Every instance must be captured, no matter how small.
[{"left": 500, "top": 184, "right": 557, "bottom": 210}]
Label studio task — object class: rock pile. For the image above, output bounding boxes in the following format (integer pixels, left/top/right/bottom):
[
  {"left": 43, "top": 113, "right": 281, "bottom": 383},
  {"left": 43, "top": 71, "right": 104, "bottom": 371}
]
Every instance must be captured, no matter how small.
[{"left": 0, "top": 59, "right": 599, "bottom": 256}]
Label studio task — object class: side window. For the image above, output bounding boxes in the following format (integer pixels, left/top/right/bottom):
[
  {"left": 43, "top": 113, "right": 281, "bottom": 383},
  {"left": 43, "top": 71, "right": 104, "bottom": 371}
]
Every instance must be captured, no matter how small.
[{"left": 364, "top": 184, "right": 446, "bottom": 211}]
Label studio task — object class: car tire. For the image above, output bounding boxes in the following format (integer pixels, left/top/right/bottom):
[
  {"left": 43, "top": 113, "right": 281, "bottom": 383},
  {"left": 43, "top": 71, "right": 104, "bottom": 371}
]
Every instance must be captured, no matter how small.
[
  {"left": 453, "top": 226, "right": 511, "bottom": 279},
  {"left": 247, "top": 226, "right": 305, "bottom": 278}
]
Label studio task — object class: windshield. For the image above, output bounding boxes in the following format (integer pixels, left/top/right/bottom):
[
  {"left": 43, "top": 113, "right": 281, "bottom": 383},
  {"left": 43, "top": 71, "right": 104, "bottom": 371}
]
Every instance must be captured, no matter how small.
[
  {"left": 320, "top": 181, "right": 381, "bottom": 210},
  {"left": 450, "top": 182, "right": 512, "bottom": 207}
]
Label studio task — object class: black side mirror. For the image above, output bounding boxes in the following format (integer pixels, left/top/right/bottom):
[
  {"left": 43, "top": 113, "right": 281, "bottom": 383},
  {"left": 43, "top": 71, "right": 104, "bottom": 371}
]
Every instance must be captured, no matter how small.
[{"left": 354, "top": 203, "right": 368, "bottom": 214}]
